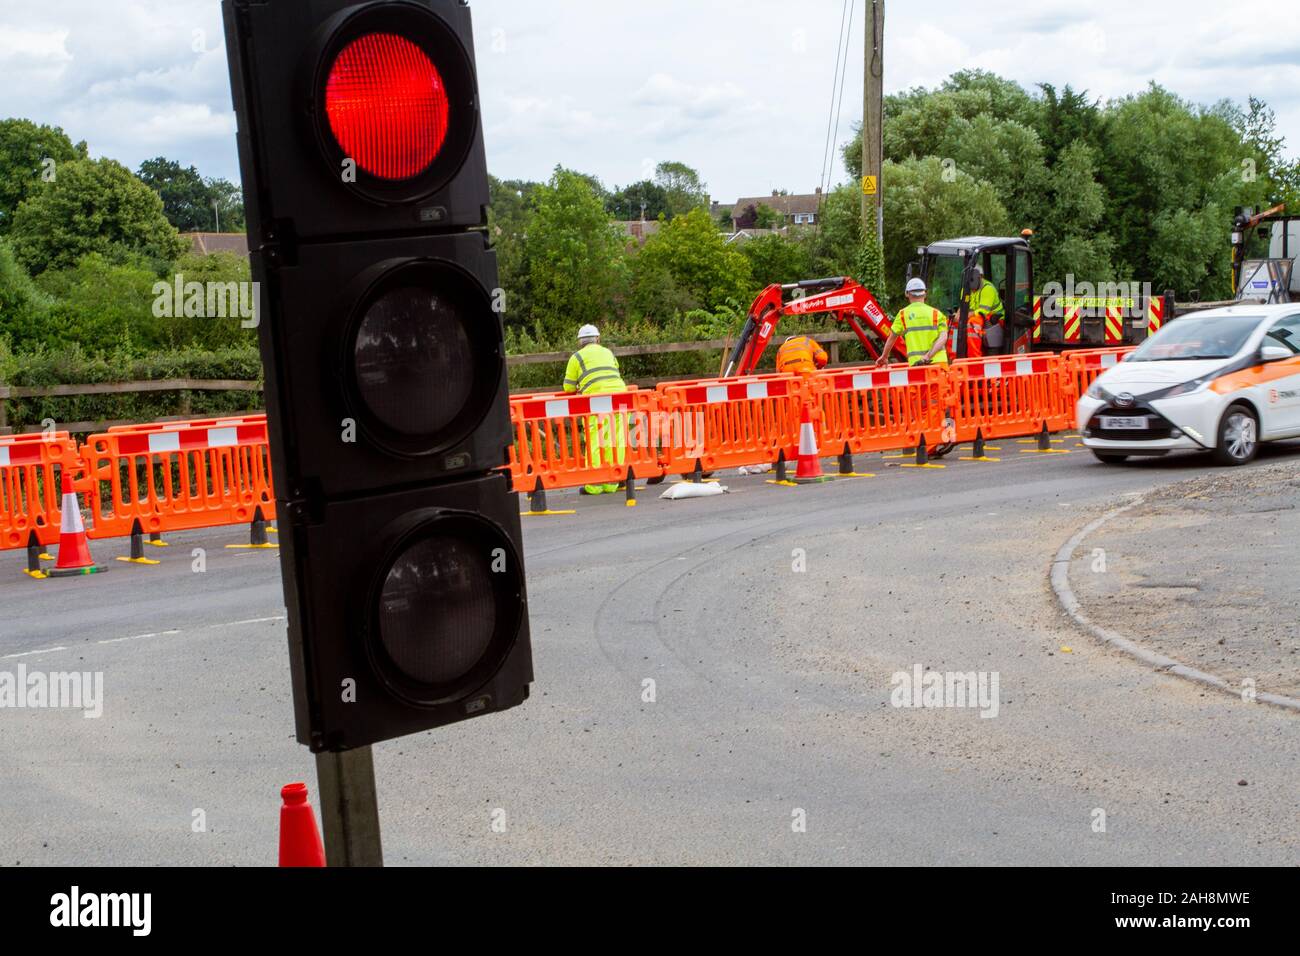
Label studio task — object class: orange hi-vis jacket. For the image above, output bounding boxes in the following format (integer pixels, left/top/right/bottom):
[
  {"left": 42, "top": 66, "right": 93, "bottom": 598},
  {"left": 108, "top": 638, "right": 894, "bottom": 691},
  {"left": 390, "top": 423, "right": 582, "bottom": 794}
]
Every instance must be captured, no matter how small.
[
  {"left": 966, "top": 312, "right": 987, "bottom": 358},
  {"left": 776, "top": 335, "right": 829, "bottom": 374}
]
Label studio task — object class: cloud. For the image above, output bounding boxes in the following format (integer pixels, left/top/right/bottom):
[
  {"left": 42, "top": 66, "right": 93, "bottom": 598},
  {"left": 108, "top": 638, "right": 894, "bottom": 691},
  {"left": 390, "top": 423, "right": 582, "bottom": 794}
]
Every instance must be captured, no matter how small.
[{"left": 2, "top": 0, "right": 1298, "bottom": 205}]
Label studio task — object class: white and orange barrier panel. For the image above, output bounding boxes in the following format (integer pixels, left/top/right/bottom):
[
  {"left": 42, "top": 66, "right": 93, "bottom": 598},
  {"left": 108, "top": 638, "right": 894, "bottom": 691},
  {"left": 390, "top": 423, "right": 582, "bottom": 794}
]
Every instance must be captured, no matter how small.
[
  {"left": 810, "top": 364, "right": 951, "bottom": 457},
  {"left": 947, "top": 354, "right": 1075, "bottom": 443},
  {"left": 655, "top": 373, "right": 808, "bottom": 476},
  {"left": 1064, "top": 348, "right": 1134, "bottom": 402},
  {"left": 81, "top": 420, "right": 276, "bottom": 541},
  {"left": 0, "top": 432, "right": 89, "bottom": 552},
  {"left": 507, "top": 388, "right": 664, "bottom": 494}
]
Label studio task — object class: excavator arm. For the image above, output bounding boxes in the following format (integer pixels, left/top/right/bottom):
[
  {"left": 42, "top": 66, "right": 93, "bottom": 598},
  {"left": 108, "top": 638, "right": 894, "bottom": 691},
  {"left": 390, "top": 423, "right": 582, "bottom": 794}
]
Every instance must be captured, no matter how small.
[{"left": 724, "top": 277, "right": 904, "bottom": 377}]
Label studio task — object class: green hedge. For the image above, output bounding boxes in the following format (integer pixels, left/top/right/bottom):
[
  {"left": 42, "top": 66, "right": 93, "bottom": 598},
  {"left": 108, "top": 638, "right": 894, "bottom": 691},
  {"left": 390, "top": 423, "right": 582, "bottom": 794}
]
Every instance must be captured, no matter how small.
[{"left": 0, "top": 343, "right": 263, "bottom": 432}]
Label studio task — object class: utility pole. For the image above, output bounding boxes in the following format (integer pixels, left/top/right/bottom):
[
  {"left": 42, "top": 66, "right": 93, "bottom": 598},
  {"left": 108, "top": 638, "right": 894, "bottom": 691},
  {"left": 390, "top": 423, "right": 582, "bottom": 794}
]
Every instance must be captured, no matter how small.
[{"left": 863, "top": 0, "right": 884, "bottom": 245}]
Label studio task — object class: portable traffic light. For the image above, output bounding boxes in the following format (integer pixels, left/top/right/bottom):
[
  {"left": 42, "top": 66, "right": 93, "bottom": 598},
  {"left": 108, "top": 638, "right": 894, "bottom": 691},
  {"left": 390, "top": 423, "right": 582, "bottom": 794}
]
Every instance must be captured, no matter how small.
[{"left": 223, "top": 0, "right": 531, "bottom": 753}]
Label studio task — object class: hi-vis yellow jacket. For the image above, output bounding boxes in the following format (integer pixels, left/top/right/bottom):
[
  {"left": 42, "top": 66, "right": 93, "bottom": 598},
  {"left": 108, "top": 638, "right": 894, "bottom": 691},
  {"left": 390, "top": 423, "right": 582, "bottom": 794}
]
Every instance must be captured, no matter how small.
[{"left": 563, "top": 343, "right": 626, "bottom": 395}]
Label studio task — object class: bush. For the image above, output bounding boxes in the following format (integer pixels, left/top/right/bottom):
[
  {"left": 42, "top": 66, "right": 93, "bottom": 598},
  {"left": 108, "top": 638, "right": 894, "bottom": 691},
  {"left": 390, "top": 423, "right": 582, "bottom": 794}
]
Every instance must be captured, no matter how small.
[{"left": 0, "top": 342, "right": 263, "bottom": 432}]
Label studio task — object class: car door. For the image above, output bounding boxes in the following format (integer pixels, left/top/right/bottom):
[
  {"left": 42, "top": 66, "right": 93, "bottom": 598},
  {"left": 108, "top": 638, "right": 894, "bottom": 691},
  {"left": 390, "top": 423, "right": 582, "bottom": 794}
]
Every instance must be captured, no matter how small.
[{"left": 1259, "top": 314, "right": 1300, "bottom": 436}]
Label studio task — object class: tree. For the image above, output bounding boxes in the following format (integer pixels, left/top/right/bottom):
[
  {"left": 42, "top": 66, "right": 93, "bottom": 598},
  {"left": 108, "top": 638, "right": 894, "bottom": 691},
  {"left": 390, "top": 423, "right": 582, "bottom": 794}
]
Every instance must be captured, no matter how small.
[
  {"left": 654, "top": 161, "right": 709, "bottom": 217},
  {"left": 0, "top": 237, "right": 51, "bottom": 349},
  {"left": 0, "top": 119, "right": 87, "bottom": 234},
  {"left": 137, "top": 157, "right": 214, "bottom": 232},
  {"left": 524, "top": 168, "right": 626, "bottom": 343},
  {"left": 739, "top": 233, "right": 813, "bottom": 288},
  {"left": 753, "top": 203, "right": 784, "bottom": 230},
  {"left": 607, "top": 180, "right": 670, "bottom": 221},
  {"left": 1098, "top": 84, "right": 1266, "bottom": 297},
  {"left": 803, "top": 184, "right": 863, "bottom": 278},
  {"left": 1035, "top": 84, "right": 1103, "bottom": 168},
  {"left": 32, "top": 253, "right": 161, "bottom": 352},
  {"left": 1033, "top": 141, "right": 1115, "bottom": 284},
  {"left": 9, "top": 158, "right": 188, "bottom": 276},
  {"left": 881, "top": 157, "right": 1012, "bottom": 302},
  {"left": 631, "top": 208, "right": 751, "bottom": 314},
  {"left": 488, "top": 175, "right": 540, "bottom": 331},
  {"left": 206, "top": 177, "right": 246, "bottom": 232}
]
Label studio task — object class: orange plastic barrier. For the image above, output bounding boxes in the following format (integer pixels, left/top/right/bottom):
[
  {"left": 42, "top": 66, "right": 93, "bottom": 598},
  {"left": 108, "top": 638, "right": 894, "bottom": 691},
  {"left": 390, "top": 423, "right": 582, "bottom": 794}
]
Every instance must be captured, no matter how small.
[
  {"left": 656, "top": 374, "right": 809, "bottom": 475},
  {"left": 947, "top": 353, "right": 1075, "bottom": 442},
  {"left": 1064, "top": 348, "right": 1134, "bottom": 401},
  {"left": 507, "top": 388, "right": 664, "bottom": 493},
  {"left": 81, "top": 420, "right": 276, "bottom": 539},
  {"left": 0, "top": 433, "right": 88, "bottom": 550},
  {"left": 108, "top": 413, "right": 267, "bottom": 434},
  {"left": 810, "top": 364, "right": 952, "bottom": 455}
]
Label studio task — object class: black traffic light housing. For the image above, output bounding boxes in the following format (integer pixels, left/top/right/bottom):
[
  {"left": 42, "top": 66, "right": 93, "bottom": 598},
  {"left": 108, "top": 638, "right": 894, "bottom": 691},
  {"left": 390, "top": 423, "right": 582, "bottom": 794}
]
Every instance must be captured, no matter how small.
[
  {"left": 223, "top": 0, "right": 532, "bottom": 753},
  {"left": 225, "top": 0, "right": 490, "bottom": 247},
  {"left": 281, "top": 472, "right": 530, "bottom": 753},
  {"left": 255, "top": 232, "right": 512, "bottom": 501}
]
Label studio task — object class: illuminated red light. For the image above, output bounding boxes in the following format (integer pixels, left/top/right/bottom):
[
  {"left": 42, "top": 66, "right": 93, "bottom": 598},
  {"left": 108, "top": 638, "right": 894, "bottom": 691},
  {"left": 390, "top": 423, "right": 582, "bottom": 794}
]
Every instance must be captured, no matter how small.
[{"left": 325, "top": 32, "right": 450, "bottom": 180}]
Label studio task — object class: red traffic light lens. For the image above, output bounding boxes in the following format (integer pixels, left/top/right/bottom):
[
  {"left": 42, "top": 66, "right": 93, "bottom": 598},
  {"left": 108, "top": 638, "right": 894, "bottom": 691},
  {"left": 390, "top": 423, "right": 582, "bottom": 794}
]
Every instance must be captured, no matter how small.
[{"left": 325, "top": 32, "right": 450, "bottom": 180}]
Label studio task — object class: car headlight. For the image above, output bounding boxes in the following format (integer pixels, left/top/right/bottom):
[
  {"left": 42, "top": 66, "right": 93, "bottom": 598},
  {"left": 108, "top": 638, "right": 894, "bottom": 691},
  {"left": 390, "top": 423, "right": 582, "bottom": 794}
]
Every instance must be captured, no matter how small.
[
  {"left": 1085, "top": 382, "right": 1109, "bottom": 401},
  {"left": 1159, "top": 377, "right": 1211, "bottom": 399}
]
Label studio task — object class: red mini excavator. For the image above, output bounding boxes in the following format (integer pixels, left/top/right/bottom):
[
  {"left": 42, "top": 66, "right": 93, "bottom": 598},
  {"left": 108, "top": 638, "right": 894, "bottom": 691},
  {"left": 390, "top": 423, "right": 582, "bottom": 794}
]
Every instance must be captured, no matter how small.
[{"left": 723, "top": 277, "right": 904, "bottom": 377}]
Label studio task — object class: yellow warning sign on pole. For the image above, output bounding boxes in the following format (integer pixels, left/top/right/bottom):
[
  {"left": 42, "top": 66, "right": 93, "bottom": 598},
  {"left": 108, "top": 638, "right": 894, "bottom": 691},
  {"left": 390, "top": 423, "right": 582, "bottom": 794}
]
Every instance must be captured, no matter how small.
[{"left": 862, "top": 175, "right": 877, "bottom": 196}]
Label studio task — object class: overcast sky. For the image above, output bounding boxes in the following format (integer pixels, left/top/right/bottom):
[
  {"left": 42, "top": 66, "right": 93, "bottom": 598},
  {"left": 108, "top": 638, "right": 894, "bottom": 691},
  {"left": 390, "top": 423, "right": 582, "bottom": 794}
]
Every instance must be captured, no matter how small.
[{"left": 3, "top": 0, "right": 1299, "bottom": 205}]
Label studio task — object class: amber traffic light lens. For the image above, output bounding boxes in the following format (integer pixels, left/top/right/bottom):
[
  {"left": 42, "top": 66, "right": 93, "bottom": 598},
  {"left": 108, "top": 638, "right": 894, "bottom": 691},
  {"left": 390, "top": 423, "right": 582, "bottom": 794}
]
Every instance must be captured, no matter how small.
[{"left": 352, "top": 284, "right": 475, "bottom": 439}]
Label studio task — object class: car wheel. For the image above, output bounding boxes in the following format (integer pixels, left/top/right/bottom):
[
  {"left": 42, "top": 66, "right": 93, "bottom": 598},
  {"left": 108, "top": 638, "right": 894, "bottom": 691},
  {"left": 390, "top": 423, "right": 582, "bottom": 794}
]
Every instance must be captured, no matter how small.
[
  {"left": 1213, "top": 405, "right": 1259, "bottom": 466},
  {"left": 1092, "top": 451, "right": 1128, "bottom": 464}
]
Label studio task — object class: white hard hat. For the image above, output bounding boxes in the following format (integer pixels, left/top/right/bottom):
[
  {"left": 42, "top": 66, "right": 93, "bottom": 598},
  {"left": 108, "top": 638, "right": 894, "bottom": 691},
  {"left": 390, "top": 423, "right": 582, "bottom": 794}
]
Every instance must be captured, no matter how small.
[
  {"left": 578, "top": 324, "right": 600, "bottom": 340},
  {"left": 906, "top": 278, "right": 927, "bottom": 295}
]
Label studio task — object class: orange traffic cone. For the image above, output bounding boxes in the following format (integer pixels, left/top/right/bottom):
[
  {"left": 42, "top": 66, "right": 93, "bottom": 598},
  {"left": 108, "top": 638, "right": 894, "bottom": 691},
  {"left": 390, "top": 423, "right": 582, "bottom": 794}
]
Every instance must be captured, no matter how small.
[
  {"left": 279, "top": 782, "right": 326, "bottom": 867},
  {"left": 48, "top": 472, "right": 106, "bottom": 578},
  {"left": 794, "top": 402, "right": 831, "bottom": 483}
]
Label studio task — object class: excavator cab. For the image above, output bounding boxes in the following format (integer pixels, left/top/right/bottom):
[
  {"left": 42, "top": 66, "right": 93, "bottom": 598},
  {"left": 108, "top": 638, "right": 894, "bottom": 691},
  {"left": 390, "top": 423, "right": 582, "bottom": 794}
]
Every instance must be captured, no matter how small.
[
  {"left": 910, "top": 236, "right": 1036, "bottom": 358},
  {"left": 1232, "top": 207, "right": 1299, "bottom": 304}
]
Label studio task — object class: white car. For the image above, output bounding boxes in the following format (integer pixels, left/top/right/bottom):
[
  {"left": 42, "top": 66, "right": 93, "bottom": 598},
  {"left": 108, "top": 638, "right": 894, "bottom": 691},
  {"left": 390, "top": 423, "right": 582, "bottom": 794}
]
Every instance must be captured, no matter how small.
[{"left": 1077, "top": 304, "right": 1300, "bottom": 465}]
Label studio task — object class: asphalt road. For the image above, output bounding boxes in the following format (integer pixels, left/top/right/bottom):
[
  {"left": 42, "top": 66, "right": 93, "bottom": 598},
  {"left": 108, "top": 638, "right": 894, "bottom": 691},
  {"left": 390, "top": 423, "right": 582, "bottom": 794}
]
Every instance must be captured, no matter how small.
[{"left": 2, "top": 435, "right": 1297, "bottom": 865}]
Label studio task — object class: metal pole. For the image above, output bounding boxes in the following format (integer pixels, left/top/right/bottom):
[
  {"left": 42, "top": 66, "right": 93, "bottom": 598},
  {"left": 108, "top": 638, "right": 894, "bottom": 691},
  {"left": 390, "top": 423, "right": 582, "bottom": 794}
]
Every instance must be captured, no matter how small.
[{"left": 315, "top": 746, "right": 384, "bottom": 867}]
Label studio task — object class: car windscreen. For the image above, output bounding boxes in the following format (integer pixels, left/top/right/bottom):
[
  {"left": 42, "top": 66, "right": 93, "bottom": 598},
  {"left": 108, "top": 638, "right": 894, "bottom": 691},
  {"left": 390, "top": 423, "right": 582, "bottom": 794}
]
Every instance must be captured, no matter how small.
[{"left": 1128, "top": 315, "right": 1259, "bottom": 361}]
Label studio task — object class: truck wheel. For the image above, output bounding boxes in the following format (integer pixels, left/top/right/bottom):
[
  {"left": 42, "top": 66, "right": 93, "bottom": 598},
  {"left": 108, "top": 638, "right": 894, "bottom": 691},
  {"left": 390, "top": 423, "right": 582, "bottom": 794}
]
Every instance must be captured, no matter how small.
[
  {"left": 1091, "top": 451, "right": 1129, "bottom": 464},
  {"left": 1213, "top": 405, "right": 1259, "bottom": 466}
]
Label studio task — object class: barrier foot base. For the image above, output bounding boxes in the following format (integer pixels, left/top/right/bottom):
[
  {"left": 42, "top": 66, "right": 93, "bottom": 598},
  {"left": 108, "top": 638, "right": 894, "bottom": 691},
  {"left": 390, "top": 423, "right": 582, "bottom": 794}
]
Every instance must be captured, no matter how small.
[
  {"left": 522, "top": 510, "right": 578, "bottom": 517},
  {"left": 959, "top": 456, "right": 1000, "bottom": 462},
  {"left": 117, "top": 556, "right": 161, "bottom": 565},
  {"left": 46, "top": 565, "right": 108, "bottom": 578},
  {"left": 23, "top": 569, "right": 48, "bottom": 580},
  {"left": 226, "top": 542, "right": 280, "bottom": 549},
  {"left": 900, "top": 463, "right": 947, "bottom": 469}
]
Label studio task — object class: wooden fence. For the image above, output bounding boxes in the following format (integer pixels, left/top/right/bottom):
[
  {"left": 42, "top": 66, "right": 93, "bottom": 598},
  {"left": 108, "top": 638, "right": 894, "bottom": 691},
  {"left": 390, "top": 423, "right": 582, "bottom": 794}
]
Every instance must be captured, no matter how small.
[{"left": 0, "top": 331, "right": 866, "bottom": 435}]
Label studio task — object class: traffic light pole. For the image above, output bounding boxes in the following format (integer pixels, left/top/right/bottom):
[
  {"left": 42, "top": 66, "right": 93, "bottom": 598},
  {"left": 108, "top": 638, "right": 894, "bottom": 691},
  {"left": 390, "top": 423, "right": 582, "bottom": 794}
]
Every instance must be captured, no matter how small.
[{"left": 315, "top": 746, "right": 384, "bottom": 867}]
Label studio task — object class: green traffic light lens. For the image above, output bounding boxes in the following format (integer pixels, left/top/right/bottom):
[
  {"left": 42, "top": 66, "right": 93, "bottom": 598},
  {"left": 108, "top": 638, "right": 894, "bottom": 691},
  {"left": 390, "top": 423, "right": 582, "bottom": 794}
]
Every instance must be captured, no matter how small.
[{"left": 378, "top": 534, "right": 496, "bottom": 686}]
